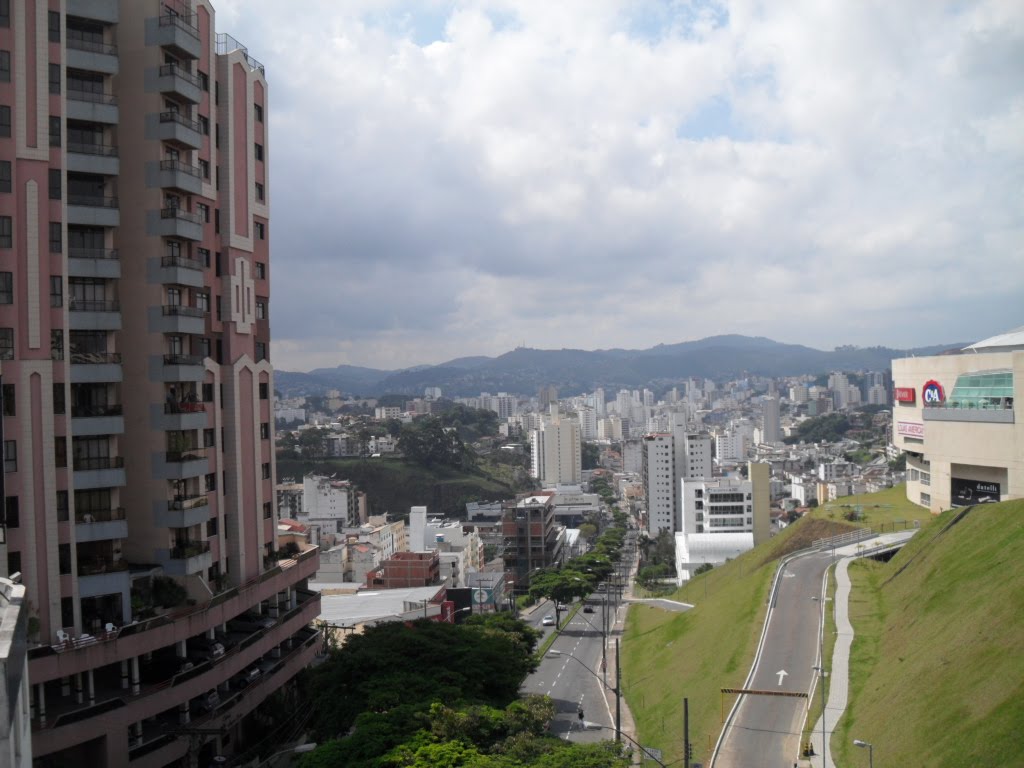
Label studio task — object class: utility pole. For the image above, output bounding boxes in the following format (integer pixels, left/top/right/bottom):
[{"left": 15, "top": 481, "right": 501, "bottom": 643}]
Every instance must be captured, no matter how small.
[
  {"left": 615, "top": 638, "right": 621, "bottom": 742},
  {"left": 683, "top": 697, "right": 690, "bottom": 768}
]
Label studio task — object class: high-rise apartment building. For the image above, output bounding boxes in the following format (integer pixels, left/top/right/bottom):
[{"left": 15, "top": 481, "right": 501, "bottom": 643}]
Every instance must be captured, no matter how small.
[
  {"left": 530, "top": 414, "right": 581, "bottom": 487},
  {"left": 641, "top": 416, "right": 712, "bottom": 536},
  {"left": 760, "top": 396, "right": 781, "bottom": 444},
  {"left": 1, "top": 2, "right": 319, "bottom": 763}
]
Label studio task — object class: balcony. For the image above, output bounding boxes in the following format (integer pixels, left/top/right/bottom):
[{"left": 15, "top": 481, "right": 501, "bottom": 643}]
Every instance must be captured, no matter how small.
[
  {"left": 155, "top": 159, "right": 203, "bottom": 195},
  {"left": 156, "top": 304, "right": 205, "bottom": 335},
  {"left": 68, "top": 247, "right": 120, "bottom": 279},
  {"left": 154, "top": 63, "right": 202, "bottom": 103},
  {"left": 922, "top": 404, "right": 1015, "bottom": 425},
  {"left": 75, "top": 507, "right": 128, "bottom": 544},
  {"left": 66, "top": 90, "right": 118, "bottom": 124},
  {"left": 71, "top": 404, "right": 125, "bottom": 437},
  {"left": 66, "top": 37, "right": 118, "bottom": 75},
  {"left": 67, "top": 0, "right": 118, "bottom": 24},
  {"left": 67, "top": 195, "right": 119, "bottom": 228},
  {"left": 69, "top": 299, "right": 121, "bottom": 331},
  {"left": 150, "top": 111, "right": 202, "bottom": 150},
  {"left": 160, "top": 354, "right": 204, "bottom": 383},
  {"left": 159, "top": 400, "right": 207, "bottom": 431},
  {"left": 157, "top": 448, "right": 209, "bottom": 480},
  {"left": 154, "top": 207, "right": 203, "bottom": 241},
  {"left": 160, "top": 541, "right": 212, "bottom": 576},
  {"left": 157, "top": 495, "right": 210, "bottom": 529},
  {"left": 77, "top": 562, "right": 130, "bottom": 600},
  {"left": 73, "top": 456, "right": 126, "bottom": 490},
  {"left": 159, "top": 253, "right": 206, "bottom": 288},
  {"left": 148, "top": 13, "right": 202, "bottom": 59},
  {"left": 67, "top": 142, "right": 119, "bottom": 176},
  {"left": 70, "top": 351, "right": 122, "bottom": 384}
]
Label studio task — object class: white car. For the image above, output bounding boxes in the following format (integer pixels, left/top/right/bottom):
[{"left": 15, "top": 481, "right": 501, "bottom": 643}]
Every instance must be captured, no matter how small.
[{"left": 541, "top": 615, "right": 555, "bottom": 626}]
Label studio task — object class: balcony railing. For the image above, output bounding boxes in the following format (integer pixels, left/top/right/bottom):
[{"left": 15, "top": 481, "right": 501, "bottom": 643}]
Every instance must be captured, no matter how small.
[
  {"left": 158, "top": 13, "right": 200, "bottom": 39},
  {"left": 165, "top": 449, "right": 206, "bottom": 463},
  {"left": 159, "top": 111, "right": 202, "bottom": 133},
  {"left": 158, "top": 159, "right": 202, "bottom": 178},
  {"left": 68, "top": 142, "right": 118, "bottom": 157},
  {"left": 73, "top": 456, "right": 124, "bottom": 471},
  {"left": 71, "top": 404, "right": 123, "bottom": 418},
  {"left": 76, "top": 507, "right": 126, "bottom": 524},
  {"left": 164, "top": 401, "right": 205, "bottom": 414},
  {"left": 69, "top": 299, "right": 120, "bottom": 312},
  {"left": 78, "top": 559, "right": 129, "bottom": 577},
  {"left": 163, "top": 353, "right": 202, "bottom": 366},
  {"left": 162, "top": 305, "right": 204, "bottom": 318},
  {"left": 168, "top": 495, "right": 209, "bottom": 511},
  {"left": 160, "top": 253, "right": 204, "bottom": 270},
  {"left": 67, "top": 36, "right": 118, "bottom": 56},
  {"left": 69, "top": 247, "right": 119, "bottom": 260},
  {"left": 70, "top": 351, "right": 122, "bottom": 364},
  {"left": 170, "top": 541, "right": 210, "bottom": 560},
  {"left": 68, "top": 194, "right": 118, "bottom": 208},
  {"left": 158, "top": 63, "right": 202, "bottom": 88},
  {"left": 160, "top": 207, "right": 202, "bottom": 224},
  {"left": 67, "top": 89, "right": 118, "bottom": 105}
]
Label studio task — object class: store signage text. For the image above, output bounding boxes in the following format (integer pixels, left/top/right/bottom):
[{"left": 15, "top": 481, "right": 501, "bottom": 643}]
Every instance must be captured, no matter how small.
[
  {"left": 922, "top": 380, "right": 945, "bottom": 405},
  {"left": 894, "top": 387, "right": 916, "bottom": 403},
  {"left": 897, "top": 421, "right": 925, "bottom": 438}
]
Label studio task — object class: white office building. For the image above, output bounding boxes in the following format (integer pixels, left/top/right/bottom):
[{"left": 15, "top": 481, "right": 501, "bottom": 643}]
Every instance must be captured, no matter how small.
[
  {"left": 642, "top": 417, "right": 713, "bottom": 536},
  {"left": 531, "top": 414, "right": 583, "bottom": 487},
  {"left": 761, "top": 397, "right": 782, "bottom": 444}
]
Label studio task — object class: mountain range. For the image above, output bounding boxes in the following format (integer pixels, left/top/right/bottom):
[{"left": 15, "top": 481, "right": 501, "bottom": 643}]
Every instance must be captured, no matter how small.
[{"left": 274, "top": 335, "right": 963, "bottom": 399}]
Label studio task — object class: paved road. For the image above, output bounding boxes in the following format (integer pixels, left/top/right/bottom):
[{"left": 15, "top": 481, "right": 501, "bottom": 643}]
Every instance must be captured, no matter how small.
[{"left": 715, "top": 550, "right": 834, "bottom": 768}]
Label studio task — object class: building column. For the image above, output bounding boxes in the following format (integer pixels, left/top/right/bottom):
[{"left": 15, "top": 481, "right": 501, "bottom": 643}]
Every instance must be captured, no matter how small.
[
  {"left": 74, "top": 673, "right": 83, "bottom": 704},
  {"left": 121, "top": 659, "right": 129, "bottom": 689},
  {"left": 268, "top": 592, "right": 279, "bottom": 618},
  {"left": 35, "top": 683, "right": 46, "bottom": 726},
  {"left": 60, "top": 676, "right": 70, "bottom": 698},
  {"left": 289, "top": 586, "right": 297, "bottom": 610},
  {"left": 177, "top": 639, "right": 187, "bottom": 658},
  {"left": 178, "top": 701, "right": 190, "bottom": 725},
  {"left": 131, "top": 656, "right": 140, "bottom": 695},
  {"left": 132, "top": 721, "right": 143, "bottom": 746},
  {"left": 87, "top": 668, "right": 96, "bottom": 706}
]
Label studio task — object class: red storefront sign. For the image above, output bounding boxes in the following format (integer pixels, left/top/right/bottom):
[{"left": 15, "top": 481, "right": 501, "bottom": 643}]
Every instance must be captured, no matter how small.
[{"left": 893, "top": 387, "right": 916, "bottom": 403}]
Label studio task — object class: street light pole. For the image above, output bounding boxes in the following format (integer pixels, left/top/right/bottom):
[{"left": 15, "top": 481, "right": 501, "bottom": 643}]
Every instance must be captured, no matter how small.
[
  {"left": 812, "top": 595, "right": 832, "bottom": 766},
  {"left": 853, "top": 739, "right": 873, "bottom": 768},
  {"left": 615, "top": 638, "right": 621, "bottom": 743}
]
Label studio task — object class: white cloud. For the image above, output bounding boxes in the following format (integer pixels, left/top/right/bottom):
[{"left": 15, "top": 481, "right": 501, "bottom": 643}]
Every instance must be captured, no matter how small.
[{"left": 211, "top": 0, "right": 1024, "bottom": 370}]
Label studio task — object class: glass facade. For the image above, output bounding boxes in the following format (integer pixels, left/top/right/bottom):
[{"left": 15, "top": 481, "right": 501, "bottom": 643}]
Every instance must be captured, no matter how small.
[{"left": 947, "top": 370, "right": 1014, "bottom": 409}]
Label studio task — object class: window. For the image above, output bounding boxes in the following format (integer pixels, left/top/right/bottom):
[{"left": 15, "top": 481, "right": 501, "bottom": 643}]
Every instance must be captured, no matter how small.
[
  {"left": 254, "top": 143, "right": 264, "bottom": 161},
  {"left": 215, "top": 251, "right": 222, "bottom": 276},
  {"left": 0, "top": 0, "right": 8, "bottom": 28},
  {"left": 58, "top": 544, "right": 71, "bottom": 575},
  {"left": 198, "top": 159, "right": 209, "bottom": 179},
  {"left": 254, "top": 221, "right": 265, "bottom": 240},
  {"left": 214, "top": 124, "right": 219, "bottom": 148},
  {"left": 49, "top": 115, "right": 61, "bottom": 146},
  {"left": 51, "top": 329, "right": 63, "bottom": 360},
  {"left": 255, "top": 182, "right": 264, "bottom": 202},
  {"left": 203, "top": 428, "right": 215, "bottom": 448},
  {"left": 50, "top": 222, "right": 62, "bottom": 253},
  {"left": 205, "top": 472, "right": 217, "bottom": 492},
  {"left": 254, "top": 341, "right": 267, "bottom": 361},
  {"left": 195, "top": 291, "right": 209, "bottom": 312},
  {"left": 261, "top": 462, "right": 270, "bottom": 480},
  {"left": 198, "top": 115, "right": 209, "bottom": 135},
  {"left": 255, "top": 262, "right": 266, "bottom": 279},
  {"left": 49, "top": 168, "right": 61, "bottom": 200},
  {"left": 255, "top": 299, "right": 266, "bottom": 320},
  {"left": 54, "top": 436, "right": 67, "bottom": 468},
  {"left": 0, "top": 216, "right": 13, "bottom": 247},
  {"left": 198, "top": 70, "right": 209, "bottom": 91},
  {"left": 1, "top": 383, "right": 12, "bottom": 415},
  {"left": 214, "top": 208, "right": 220, "bottom": 234},
  {"left": 3, "top": 496, "right": 18, "bottom": 527},
  {"left": 202, "top": 383, "right": 214, "bottom": 402},
  {"left": 254, "top": 103, "right": 263, "bottom": 122},
  {"left": 3, "top": 440, "right": 15, "bottom": 473},
  {"left": 49, "top": 63, "right": 60, "bottom": 93},
  {"left": 56, "top": 490, "right": 68, "bottom": 522},
  {"left": 50, "top": 275, "right": 64, "bottom": 307},
  {"left": 0, "top": 272, "right": 10, "bottom": 303},
  {"left": 48, "top": 11, "right": 60, "bottom": 42},
  {"left": 920, "top": 492, "right": 931, "bottom": 506},
  {"left": 0, "top": 161, "right": 9, "bottom": 193},
  {"left": 197, "top": 203, "right": 210, "bottom": 222},
  {"left": 0, "top": 106, "right": 9, "bottom": 137},
  {"left": 206, "top": 517, "right": 218, "bottom": 537},
  {"left": 52, "top": 382, "right": 65, "bottom": 414},
  {"left": 263, "top": 501, "right": 272, "bottom": 519},
  {"left": 198, "top": 336, "right": 211, "bottom": 358},
  {"left": 259, "top": 382, "right": 269, "bottom": 400},
  {"left": 0, "top": 328, "right": 12, "bottom": 359},
  {"left": 260, "top": 422, "right": 270, "bottom": 440},
  {"left": 0, "top": 51, "right": 9, "bottom": 83},
  {"left": 214, "top": 295, "right": 221, "bottom": 320},
  {"left": 6, "top": 552, "right": 19, "bottom": 576}
]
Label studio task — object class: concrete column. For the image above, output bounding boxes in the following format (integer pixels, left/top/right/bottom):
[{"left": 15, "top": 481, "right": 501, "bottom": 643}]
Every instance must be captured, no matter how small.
[
  {"left": 60, "top": 676, "right": 70, "bottom": 698},
  {"left": 207, "top": 627, "right": 216, "bottom": 640},
  {"left": 268, "top": 592, "right": 279, "bottom": 618},
  {"left": 290, "top": 586, "right": 297, "bottom": 609},
  {"left": 87, "top": 668, "right": 96, "bottom": 705},
  {"left": 131, "top": 656, "right": 141, "bottom": 695},
  {"left": 132, "top": 721, "right": 143, "bottom": 746},
  {"left": 74, "top": 673, "right": 83, "bottom": 704},
  {"left": 178, "top": 701, "right": 190, "bottom": 725},
  {"left": 121, "top": 659, "right": 129, "bottom": 689},
  {"left": 35, "top": 683, "right": 46, "bottom": 726},
  {"left": 177, "top": 639, "right": 187, "bottom": 657}
]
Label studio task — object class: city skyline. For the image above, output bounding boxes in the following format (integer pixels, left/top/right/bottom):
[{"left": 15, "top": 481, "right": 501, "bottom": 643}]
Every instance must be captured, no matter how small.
[{"left": 213, "top": 0, "right": 1022, "bottom": 371}]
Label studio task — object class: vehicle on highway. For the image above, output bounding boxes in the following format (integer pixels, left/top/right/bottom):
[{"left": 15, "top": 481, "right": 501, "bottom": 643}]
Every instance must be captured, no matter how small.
[
  {"left": 541, "top": 615, "right": 555, "bottom": 626},
  {"left": 583, "top": 604, "right": 594, "bottom": 613}
]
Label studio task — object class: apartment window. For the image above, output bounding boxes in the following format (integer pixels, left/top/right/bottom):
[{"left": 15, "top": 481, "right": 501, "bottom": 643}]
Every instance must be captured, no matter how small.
[
  {"left": 214, "top": 251, "right": 222, "bottom": 276},
  {"left": 198, "top": 337, "right": 211, "bottom": 358},
  {"left": 58, "top": 544, "right": 71, "bottom": 575},
  {"left": 198, "top": 115, "right": 209, "bottom": 135},
  {"left": 51, "top": 329, "right": 63, "bottom": 361},
  {"left": 198, "top": 159, "right": 210, "bottom": 179},
  {"left": 261, "top": 462, "right": 270, "bottom": 480},
  {"left": 49, "top": 168, "right": 61, "bottom": 200},
  {"left": 49, "top": 115, "right": 61, "bottom": 146},
  {"left": 195, "top": 291, "right": 209, "bottom": 312},
  {"left": 214, "top": 295, "right": 221, "bottom": 320},
  {"left": 49, "top": 223, "right": 62, "bottom": 254},
  {"left": 52, "top": 382, "right": 65, "bottom": 414},
  {"left": 166, "top": 286, "right": 181, "bottom": 306},
  {"left": 48, "top": 63, "right": 60, "bottom": 93},
  {"left": 254, "top": 103, "right": 263, "bottom": 122},
  {"left": 0, "top": 161, "right": 9, "bottom": 193},
  {"left": 206, "top": 517, "right": 218, "bottom": 537},
  {"left": 259, "top": 422, "right": 270, "bottom": 440},
  {"left": 0, "top": 272, "right": 11, "bottom": 303},
  {"left": 214, "top": 81, "right": 219, "bottom": 105},
  {"left": 203, "top": 428, "right": 215, "bottom": 448},
  {"left": 48, "top": 11, "right": 60, "bottom": 42},
  {"left": 3, "top": 440, "right": 15, "bottom": 473},
  {"left": 0, "top": 328, "right": 12, "bottom": 360},
  {"left": 197, "top": 203, "right": 210, "bottom": 223},
  {"left": 259, "top": 382, "right": 269, "bottom": 400},
  {"left": 255, "top": 299, "right": 266, "bottom": 320},
  {"left": 255, "top": 182, "right": 264, "bottom": 202},
  {"left": 56, "top": 490, "right": 68, "bottom": 522},
  {"left": 54, "top": 436, "right": 67, "bottom": 468},
  {"left": 254, "top": 220, "right": 265, "bottom": 240},
  {"left": 215, "top": 339, "right": 222, "bottom": 364},
  {"left": 0, "top": 52, "right": 9, "bottom": 83},
  {"left": 0, "top": 1, "right": 9, "bottom": 28},
  {"left": 0, "top": 217, "right": 10, "bottom": 247},
  {"left": 214, "top": 124, "right": 220, "bottom": 148},
  {"left": 3, "top": 496, "right": 17, "bottom": 527},
  {"left": 60, "top": 597, "right": 73, "bottom": 629},
  {"left": 214, "top": 208, "right": 220, "bottom": 234},
  {"left": 0, "top": 106, "right": 9, "bottom": 137},
  {"left": 1, "top": 383, "right": 12, "bottom": 415},
  {"left": 921, "top": 492, "right": 931, "bottom": 506},
  {"left": 6, "top": 552, "right": 19, "bottom": 576},
  {"left": 205, "top": 472, "right": 217, "bottom": 492},
  {"left": 254, "top": 341, "right": 267, "bottom": 361},
  {"left": 198, "top": 70, "right": 209, "bottom": 91},
  {"left": 254, "top": 143, "right": 264, "bottom": 161},
  {"left": 263, "top": 501, "right": 272, "bottom": 519},
  {"left": 255, "top": 261, "right": 266, "bottom": 279},
  {"left": 197, "top": 247, "right": 210, "bottom": 267}
]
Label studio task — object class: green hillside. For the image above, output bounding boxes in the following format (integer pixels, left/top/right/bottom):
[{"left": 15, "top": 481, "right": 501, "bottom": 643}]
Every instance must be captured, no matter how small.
[{"left": 833, "top": 499, "right": 1024, "bottom": 767}]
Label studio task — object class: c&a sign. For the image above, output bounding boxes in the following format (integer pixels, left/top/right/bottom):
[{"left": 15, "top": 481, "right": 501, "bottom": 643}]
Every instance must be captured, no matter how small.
[{"left": 922, "top": 380, "right": 945, "bottom": 405}]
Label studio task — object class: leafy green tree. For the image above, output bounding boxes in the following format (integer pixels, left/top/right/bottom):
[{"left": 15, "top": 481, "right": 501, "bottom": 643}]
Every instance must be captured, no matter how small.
[
  {"left": 298, "top": 427, "right": 329, "bottom": 458},
  {"left": 400, "top": 418, "right": 474, "bottom": 469},
  {"left": 581, "top": 442, "right": 600, "bottom": 470}
]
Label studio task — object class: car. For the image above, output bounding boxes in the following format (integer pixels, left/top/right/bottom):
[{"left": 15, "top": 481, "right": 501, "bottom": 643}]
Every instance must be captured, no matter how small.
[
  {"left": 541, "top": 615, "right": 555, "bottom": 626},
  {"left": 231, "top": 667, "right": 262, "bottom": 690},
  {"left": 583, "top": 604, "right": 594, "bottom": 614},
  {"left": 556, "top": 602, "right": 568, "bottom": 611}
]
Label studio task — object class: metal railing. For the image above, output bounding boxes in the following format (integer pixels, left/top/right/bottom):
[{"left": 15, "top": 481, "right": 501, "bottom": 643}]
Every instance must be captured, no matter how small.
[
  {"left": 69, "top": 247, "right": 119, "bottom": 260},
  {"left": 164, "top": 401, "right": 205, "bottom": 414},
  {"left": 66, "top": 36, "right": 118, "bottom": 56},
  {"left": 68, "top": 194, "right": 118, "bottom": 208},
  {"left": 73, "top": 456, "right": 124, "bottom": 471},
  {"left": 71, "top": 404, "right": 123, "bottom": 418},
  {"left": 158, "top": 159, "right": 202, "bottom": 178},
  {"left": 160, "top": 207, "right": 202, "bottom": 224},
  {"left": 158, "top": 13, "right": 200, "bottom": 39},
  {"left": 66, "top": 89, "right": 117, "bottom": 105},
  {"left": 165, "top": 449, "right": 207, "bottom": 463},
  {"left": 78, "top": 559, "right": 129, "bottom": 577},
  {"left": 170, "top": 541, "right": 211, "bottom": 559},
  {"left": 168, "top": 495, "right": 209, "bottom": 511},
  {"left": 76, "top": 507, "right": 126, "bottom": 524},
  {"left": 158, "top": 111, "right": 202, "bottom": 133},
  {"left": 161, "top": 304, "right": 204, "bottom": 318},
  {"left": 70, "top": 351, "right": 122, "bottom": 364},
  {"left": 67, "top": 142, "right": 118, "bottom": 157},
  {"left": 69, "top": 299, "right": 120, "bottom": 312},
  {"left": 162, "top": 353, "right": 202, "bottom": 366},
  {"left": 161, "top": 253, "right": 204, "bottom": 270},
  {"left": 158, "top": 63, "right": 202, "bottom": 89}
]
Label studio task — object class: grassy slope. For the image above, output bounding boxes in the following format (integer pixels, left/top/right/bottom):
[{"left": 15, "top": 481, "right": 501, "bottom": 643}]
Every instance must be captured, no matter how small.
[
  {"left": 833, "top": 499, "right": 1024, "bottom": 767},
  {"left": 814, "top": 483, "right": 934, "bottom": 529}
]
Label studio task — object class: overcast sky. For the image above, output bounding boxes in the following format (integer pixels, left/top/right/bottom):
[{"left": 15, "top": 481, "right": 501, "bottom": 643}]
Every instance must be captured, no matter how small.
[{"left": 212, "top": 0, "right": 1023, "bottom": 372}]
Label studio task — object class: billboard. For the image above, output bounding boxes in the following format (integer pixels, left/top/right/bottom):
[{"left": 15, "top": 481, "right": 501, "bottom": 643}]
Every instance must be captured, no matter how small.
[
  {"left": 894, "top": 387, "right": 916, "bottom": 404},
  {"left": 950, "top": 478, "right": 1001, "bottom": 507}
]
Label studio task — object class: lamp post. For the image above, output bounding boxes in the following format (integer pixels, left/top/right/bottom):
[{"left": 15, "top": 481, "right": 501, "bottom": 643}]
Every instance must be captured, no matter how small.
[
  {"left": 812, "top": 595, "right": 832, "bottom": 766},
  {"left": 853, "top": 739, "right": 873, "bottom": 768},
  {"left": 257, "top": 742, "right": 317, "bottom": 767},
  {"left": 577, "top": 724, "right": 666, "bottom": 767},
  {"left": 547, "top": 638, "right": 621, "bottom": 742},
  {"left": 573, "top": 608, "right": 608, "bottom": 687}
]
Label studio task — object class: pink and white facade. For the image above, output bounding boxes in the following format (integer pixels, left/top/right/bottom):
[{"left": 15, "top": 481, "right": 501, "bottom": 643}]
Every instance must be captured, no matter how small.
[{"left": 0, "top": 1, "right": 318, "bottom": 764}]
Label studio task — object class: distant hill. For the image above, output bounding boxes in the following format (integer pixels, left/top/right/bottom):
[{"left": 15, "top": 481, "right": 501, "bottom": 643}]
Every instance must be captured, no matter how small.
[{"left": 274, "top": 335, "right": 965, "bottom": 398}]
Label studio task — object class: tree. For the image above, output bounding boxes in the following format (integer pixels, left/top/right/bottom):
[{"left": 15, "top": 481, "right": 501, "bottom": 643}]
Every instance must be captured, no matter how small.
[
  {"left": 400, "top": 418, "right": 474, "bottom": 470},
  {"left": 298, "top": 427, "right": 329, "bottom": 458},
  {"left": 581, "top": 442, "right": 600, "bottom": 470}
]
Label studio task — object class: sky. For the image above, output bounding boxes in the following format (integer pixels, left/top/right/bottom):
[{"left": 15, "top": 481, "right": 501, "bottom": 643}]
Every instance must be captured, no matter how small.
[{"left": 211, "top": 0, "right": 1024, "bottom": 372}]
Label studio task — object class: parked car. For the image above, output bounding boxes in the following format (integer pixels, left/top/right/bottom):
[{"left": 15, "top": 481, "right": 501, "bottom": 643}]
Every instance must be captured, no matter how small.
[
  {"left": 542, "top": 615, "right": 555, "bottom": 626},
  {"left": 188, "top": 636, "right": 225, "bottom": 661},
  {"left": 192, "top": 690, "right": 220, "bottom": 714},
  {"left": 231, "top": 667, "right": 262, "bottom": 690}
]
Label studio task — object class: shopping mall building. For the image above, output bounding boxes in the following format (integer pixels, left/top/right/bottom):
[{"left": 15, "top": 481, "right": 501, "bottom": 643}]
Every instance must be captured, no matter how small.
[{"left": 892, "top": 327, "right": 1022, "bottom": 513}]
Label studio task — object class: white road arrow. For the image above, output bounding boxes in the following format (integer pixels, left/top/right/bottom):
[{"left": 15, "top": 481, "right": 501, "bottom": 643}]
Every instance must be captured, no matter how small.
[{"left": 776, "top": 669, "right": 788, "bottom": 686}]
